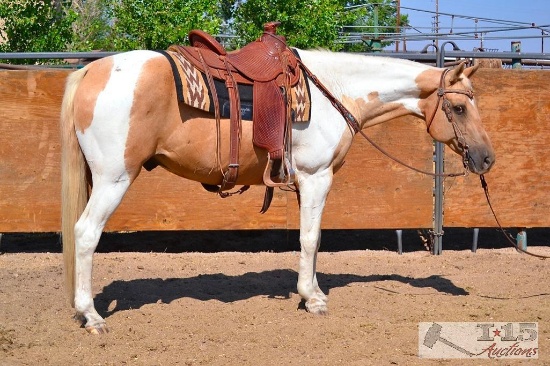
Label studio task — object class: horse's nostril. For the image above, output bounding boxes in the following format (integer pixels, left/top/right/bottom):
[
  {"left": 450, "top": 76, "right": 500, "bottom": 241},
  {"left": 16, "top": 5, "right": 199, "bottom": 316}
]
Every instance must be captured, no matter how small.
[{"left": 483, "top": 156, "right": 493, "bottom": 169}]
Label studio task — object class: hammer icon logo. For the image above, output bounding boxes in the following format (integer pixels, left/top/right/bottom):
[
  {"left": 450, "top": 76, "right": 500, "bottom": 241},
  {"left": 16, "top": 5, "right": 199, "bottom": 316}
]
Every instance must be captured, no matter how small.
[{"left": 422, "top": 323, "right": 476, "bottom": 357}]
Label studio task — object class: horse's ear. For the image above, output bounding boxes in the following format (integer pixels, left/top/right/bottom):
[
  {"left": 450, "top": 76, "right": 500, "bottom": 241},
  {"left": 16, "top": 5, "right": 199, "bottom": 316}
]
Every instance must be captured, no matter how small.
[
  {"left": 462, "top": 63, "right": 480, "bottom": 78},
  {"left": 448, "top": 61, "right": 466, "bottom": 85}
]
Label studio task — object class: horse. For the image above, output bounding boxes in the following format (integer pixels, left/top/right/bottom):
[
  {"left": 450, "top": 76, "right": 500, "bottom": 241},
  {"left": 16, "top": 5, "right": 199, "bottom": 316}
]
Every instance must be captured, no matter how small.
[{"left": 60, "top": 48, "right": 495, "bottom": 334}]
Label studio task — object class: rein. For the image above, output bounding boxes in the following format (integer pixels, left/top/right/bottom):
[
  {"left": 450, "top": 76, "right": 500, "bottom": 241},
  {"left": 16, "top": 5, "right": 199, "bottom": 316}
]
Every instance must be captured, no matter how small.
[
  {"left": 480, "top": 175, "right": 550, "bottom": 259},
  {"left": 297, "top": 59, "right": 468, "bottom": 178}
]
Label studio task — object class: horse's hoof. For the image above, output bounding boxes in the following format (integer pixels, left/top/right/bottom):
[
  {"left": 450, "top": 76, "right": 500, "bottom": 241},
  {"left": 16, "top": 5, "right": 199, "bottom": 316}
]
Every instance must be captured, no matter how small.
[
  {"left": 86, "top": 324, "right": 109, "bottom": 335},
  {"left": 305, "top": 298, "right": 328, "bottom": 315}
]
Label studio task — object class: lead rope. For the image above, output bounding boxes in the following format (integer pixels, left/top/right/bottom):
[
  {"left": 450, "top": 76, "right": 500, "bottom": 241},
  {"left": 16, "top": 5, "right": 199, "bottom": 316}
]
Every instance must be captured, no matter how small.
[
  {"left": 357, "top": 129, "right": 467, "bottom": 177},
  {"left": 480, "top": 175, "right": 549, "bottom": 259}
]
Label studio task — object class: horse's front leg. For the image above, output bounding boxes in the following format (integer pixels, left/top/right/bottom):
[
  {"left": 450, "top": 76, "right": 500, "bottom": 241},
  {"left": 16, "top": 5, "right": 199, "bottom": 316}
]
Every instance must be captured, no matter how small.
[{"left": 296, "top": 169, "right": 332, "bottom": 315}]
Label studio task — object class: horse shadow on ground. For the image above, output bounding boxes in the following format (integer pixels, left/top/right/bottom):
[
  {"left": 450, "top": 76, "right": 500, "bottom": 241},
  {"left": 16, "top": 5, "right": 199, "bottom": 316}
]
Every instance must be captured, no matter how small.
[{"left": 94, "top": 270, "right": 468, "bottom": 318}]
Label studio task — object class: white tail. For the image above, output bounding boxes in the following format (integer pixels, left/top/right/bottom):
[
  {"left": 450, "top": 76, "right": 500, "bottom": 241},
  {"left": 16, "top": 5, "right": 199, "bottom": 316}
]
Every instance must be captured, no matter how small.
[{"left": 60, "top": 67, "right": 89, "bottom": 307}]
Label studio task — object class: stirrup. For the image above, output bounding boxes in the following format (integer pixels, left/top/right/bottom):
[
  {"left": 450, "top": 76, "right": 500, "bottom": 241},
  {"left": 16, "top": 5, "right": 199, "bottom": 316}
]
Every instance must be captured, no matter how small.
[{"left": 262, "top": 153, "right": 295, "bottom": 188}]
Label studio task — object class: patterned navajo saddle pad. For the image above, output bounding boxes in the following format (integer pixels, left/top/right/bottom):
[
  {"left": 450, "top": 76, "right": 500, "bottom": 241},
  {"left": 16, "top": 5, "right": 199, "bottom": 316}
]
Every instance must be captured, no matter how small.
[{"left": 159, "top": 49, "right": 311, "bottom": 123}]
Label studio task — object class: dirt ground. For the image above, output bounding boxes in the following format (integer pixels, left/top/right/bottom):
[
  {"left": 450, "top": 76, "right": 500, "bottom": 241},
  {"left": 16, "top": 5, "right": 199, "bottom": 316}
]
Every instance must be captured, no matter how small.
[{"left": 1, "top": 238, "right": 549, "bottom": 365}]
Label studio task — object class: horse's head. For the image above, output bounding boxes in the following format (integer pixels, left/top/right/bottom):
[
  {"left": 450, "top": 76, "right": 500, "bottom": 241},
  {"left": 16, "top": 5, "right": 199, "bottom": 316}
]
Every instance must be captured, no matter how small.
[{"left": 421, "top": 62, "right": 495, "bottom": 174}]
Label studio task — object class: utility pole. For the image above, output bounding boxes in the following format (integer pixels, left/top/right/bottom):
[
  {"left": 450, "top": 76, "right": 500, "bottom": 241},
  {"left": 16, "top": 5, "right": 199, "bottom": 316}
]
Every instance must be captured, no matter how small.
[
  {"left": 435, "top": 0, "right": 439, "bottom": 47},
  {"left": 395, "top": 0, "right": 400, "bottom": 51}
]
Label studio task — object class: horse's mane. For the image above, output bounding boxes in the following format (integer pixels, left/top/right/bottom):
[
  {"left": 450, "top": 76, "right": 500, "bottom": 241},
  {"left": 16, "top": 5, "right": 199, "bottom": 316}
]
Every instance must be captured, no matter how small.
[
  {"left": 298, "top": 49, "right": 435, "bottom": 88},
  {"left": 303, "top": 48, "right": 433, "bottom": 69}
]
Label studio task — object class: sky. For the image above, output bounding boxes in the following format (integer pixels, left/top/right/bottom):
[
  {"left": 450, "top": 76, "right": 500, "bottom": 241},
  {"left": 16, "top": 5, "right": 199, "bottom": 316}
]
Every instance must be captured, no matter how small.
[{"left": 393, "top": 0, "right": 550, "bottom": 53}]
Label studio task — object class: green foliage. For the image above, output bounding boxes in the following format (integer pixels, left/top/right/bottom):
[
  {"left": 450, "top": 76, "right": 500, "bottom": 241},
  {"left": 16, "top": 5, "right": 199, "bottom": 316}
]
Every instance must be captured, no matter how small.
[
  {"left": 0, "top": 0, "right": 76, "bottom": 63},
  {"left": 231, "top": 0, "right": 405, "bottom": 51},
  {"left": 339, "top": 0, "right": 408, "bottom": 52},
  {"left": 69, "top": 0, "right": 114, "bottom": 51},
  {"left": 232, "top": 0, "right": 344, "bottom": 50},
  {"left": 0, "top": 0, "right": 405, "bottom": 62},
  {"left": 102, "top": 0, "right": 222, "bottom": 51}
]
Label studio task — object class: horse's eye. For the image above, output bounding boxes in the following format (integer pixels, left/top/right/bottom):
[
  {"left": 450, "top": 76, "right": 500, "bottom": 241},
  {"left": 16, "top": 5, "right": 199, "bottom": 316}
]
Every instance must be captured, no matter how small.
[{"left": 453, "top": 105, "right": 465, "bottom": 115}]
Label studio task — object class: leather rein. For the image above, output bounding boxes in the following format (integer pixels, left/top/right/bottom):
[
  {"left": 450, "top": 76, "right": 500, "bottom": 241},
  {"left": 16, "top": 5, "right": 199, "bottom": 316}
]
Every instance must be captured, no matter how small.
[
  {"left": 299, "top": 59, "right": 550, "bottom": 259},
  {"left": 480, "top": 175, "right": 549, "bottom": 259}
]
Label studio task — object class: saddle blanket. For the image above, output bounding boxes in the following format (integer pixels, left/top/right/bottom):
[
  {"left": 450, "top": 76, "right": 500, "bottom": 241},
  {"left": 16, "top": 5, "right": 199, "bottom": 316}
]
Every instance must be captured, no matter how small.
[{"left": 160, "top": 49, "right": 311, "bottom": 123}]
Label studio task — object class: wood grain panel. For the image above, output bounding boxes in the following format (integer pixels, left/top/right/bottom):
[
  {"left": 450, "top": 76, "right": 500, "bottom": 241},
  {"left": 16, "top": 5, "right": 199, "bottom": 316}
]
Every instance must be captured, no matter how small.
[
  {"left": 444, "top": 69, "right": 550, "bottom": 227},
  {"left": 10, "top": 67, "right": 547, "bottom": 232},
  {"left": 0, "top": 70, "right": 68, "bottom": 232},
  {"left": 106, "top": 174, "right": 289, "bottom": 231},
  {"left": 0, "top": 71, "right": 291, "bottom": 232}
]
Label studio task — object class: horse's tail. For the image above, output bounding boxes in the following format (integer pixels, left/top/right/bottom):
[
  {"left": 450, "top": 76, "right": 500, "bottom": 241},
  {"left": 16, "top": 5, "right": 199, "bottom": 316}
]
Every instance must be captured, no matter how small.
[{"left": 60, "top": 67, "right": 89, "bottom": 308}]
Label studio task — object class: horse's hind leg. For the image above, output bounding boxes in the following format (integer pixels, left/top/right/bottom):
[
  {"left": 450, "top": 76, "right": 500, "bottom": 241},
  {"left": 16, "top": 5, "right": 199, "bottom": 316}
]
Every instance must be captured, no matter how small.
[
  {"left": 296, "top": 169, "right": 332, "bottom": 315},
  {"left": 73, "top": 178, "right": 132, "bottom": 334}
]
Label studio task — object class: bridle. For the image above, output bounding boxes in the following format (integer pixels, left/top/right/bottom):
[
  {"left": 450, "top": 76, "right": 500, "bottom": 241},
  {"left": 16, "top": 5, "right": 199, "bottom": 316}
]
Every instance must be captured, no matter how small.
[{"left": 426, "top": 68, "right": 475, "bottom": 172}]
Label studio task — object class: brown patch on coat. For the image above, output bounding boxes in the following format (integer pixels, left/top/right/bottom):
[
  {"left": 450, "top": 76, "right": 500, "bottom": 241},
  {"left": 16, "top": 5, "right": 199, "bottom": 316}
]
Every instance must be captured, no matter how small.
[
  {"left": 414, "top": 68, "right": 441, "bottom": 100},
  {"left": 331, "top": 92, "right": 415, "bottom": 173},
  {"left": 125, "top": 55, "right": 266, "bottom": 186},
  {"left": 342, "top": 92, "right": 414, "bottom": 129},
  {"left": 123, "top": 55, "right": 181, "bottom": 178},
  {"left": 415, "top": 68, "right": 446, "bottom": 138},
  {"left": 73, "top": 57, "right": 113, "bottom": 133}
]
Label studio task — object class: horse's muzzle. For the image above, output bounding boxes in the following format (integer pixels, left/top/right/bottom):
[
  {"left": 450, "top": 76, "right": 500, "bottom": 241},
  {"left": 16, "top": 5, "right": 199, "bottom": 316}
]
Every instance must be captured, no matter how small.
[{"left": 467, "top": 148, "right": 495, "bottom": 175}]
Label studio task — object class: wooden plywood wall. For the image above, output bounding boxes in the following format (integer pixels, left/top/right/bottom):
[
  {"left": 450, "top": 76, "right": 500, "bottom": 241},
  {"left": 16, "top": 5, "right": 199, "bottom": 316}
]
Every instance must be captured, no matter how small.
[
  {"left": 0, "top": 69, "right": 433, "bottom": 232},
  {"left": 1, "top": 67, "right": 548, "bottom": 233},
  {"left": 0, "top": 70, "right": 67, "bottom": 232},
  {"left": 443, "top": 69, "right": 550, "bottom": 227}
]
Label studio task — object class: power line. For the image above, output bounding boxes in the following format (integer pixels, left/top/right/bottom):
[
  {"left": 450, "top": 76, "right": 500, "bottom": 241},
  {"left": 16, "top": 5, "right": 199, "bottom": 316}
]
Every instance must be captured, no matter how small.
[
  {"left": 399, "top": 5, "right": 536, "bottom": 27},
  {"left": 343, "top": 24, "right": 550, "bottom": 37},
  {"left": 339, "top": 2, "right": 548, "bottom": 51}
]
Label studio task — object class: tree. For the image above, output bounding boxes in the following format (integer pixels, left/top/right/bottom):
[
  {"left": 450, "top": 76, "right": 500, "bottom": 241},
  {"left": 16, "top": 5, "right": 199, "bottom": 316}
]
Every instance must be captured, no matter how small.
[
  {"left": 232, "top": 0, "right": 344, "bottom": 50},
  {"left": 231, "top": 0, "right": 405, "bottom": 51},
  {"left": 0, "top": 0, "right": 76, "bottom": 61},
  {"left": 0, "top": 0, "right": 405, "bottom": 60},
  {"left": 69, "top": 0, "right": 113, "bottom": 51},
  {"left": 100, "top": 0, "right": 222, "bottom": 51},
  {"left": 339, "top": 0, "right": 408, "bottom": 52}
]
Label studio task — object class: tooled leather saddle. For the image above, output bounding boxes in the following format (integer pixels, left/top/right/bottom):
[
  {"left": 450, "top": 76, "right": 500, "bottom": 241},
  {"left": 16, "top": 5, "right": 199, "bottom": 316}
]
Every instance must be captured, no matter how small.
[
  {"left": 158, "top": 22, "right": 302, "bottom": 213},
  {"left": 167, "top": 22, "right": 302, "bottom": 208}
]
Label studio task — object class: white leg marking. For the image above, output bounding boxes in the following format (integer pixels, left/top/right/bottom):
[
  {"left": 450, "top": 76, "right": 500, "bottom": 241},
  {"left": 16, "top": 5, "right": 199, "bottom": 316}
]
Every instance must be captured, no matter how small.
[
  {"left": 296, "top": 168, "right": 333, "bottom": 315},
  {"left": 73, "top": 179, "right": 130, "bottom": 333}
]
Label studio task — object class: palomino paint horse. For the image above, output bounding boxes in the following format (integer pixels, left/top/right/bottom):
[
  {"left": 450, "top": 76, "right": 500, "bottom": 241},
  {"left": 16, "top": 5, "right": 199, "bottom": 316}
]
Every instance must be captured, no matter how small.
[{"left": 61, "top": 49, "right": 494, "bottom": 334}]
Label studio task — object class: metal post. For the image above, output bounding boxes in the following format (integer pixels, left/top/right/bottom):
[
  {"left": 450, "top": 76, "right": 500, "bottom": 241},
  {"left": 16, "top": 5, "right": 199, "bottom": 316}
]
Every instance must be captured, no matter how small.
[
  {"left": 371, "top": 4, "right": 382, "bottom": 52},
  {"left": 433, "top": 45, "right": 446, "bottom": 255},
  {"left": 395, "top": 0, "right": 401, "bottom": 52},
  {"left": 511, "top": 41, "right": 522, "bottom": 69},
  {"left": 432, "top": 42, "right": 461, "bottom": 255},
  {"left": 433, "top": 141, "right": 444, "bottom": 255},
  {"left": 472, "top": 228, "right": 479, "bottom": 252},
  {"left": 396, "top": 230, "right": 403, "bottom": 255},
  {"left": 516, "top": 229, "right": 527, "bottom": 251}
]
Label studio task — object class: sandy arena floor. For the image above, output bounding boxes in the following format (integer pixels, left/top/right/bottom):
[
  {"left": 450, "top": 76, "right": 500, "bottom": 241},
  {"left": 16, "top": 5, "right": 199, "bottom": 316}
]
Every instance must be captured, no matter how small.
[{"left": 1, "top": 245, "right": 549, "bottom": 365}]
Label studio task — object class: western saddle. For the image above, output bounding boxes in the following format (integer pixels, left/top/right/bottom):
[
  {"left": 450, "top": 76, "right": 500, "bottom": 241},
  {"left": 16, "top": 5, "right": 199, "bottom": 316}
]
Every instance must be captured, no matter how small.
[{"left": 168, "top": 22, "right": 301, "bottom": 207}]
